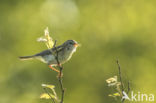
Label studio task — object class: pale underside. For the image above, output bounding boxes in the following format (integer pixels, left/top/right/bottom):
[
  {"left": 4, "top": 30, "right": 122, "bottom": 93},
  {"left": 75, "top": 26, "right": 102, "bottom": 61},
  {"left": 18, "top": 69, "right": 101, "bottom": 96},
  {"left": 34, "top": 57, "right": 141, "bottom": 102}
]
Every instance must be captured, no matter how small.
[{"left": 35, "top": 47, "right": 76, "bottom": 66}]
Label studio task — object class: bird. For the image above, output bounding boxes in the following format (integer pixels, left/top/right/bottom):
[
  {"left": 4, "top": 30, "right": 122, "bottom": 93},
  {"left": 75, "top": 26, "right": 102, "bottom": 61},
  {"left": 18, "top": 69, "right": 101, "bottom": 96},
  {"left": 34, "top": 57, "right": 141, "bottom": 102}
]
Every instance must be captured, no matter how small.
[{"left": 19, "top": 40, "right": 79, "bottom": 73}]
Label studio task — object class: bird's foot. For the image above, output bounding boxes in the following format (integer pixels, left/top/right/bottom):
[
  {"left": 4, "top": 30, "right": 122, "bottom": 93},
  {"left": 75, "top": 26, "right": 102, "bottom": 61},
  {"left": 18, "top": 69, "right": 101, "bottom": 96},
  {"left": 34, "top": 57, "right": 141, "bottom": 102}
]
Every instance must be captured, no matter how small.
[{"left": 49, "top": 65, "right": 60, "bottom": 73}]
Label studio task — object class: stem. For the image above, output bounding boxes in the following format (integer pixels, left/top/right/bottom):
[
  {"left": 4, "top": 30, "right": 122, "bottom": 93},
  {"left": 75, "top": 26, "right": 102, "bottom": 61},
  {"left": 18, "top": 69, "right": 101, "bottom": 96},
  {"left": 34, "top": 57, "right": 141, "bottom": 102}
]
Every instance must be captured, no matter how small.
[
  {"left": 127, "top": 81, "right": 130, "bottom": 94},
  {"left": 116, "top": 60, "right": 124, "bottom": 92},
  {"left": 58, "top": 72, "right": 65, "bottom": 103},
  {"left": 53, "top": 40, "right": 65, "bottom": 103},
  {"left": 116, "top": 60, "right": 124, "bottom": 103}
]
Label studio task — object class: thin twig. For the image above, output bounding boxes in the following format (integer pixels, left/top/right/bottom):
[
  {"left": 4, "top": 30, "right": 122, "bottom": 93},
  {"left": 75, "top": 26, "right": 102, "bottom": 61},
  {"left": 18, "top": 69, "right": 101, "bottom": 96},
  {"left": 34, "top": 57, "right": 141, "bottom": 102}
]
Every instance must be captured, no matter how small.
[
  {"left": 53, "top": 40, "right": 65, "bottom": 103},
  {"left": 43, "top": 88, "right": 56, "bottom": 103},
  {"left": 127, "top": 81, "right": 130, "bottom": 94},
  {"left": 116, "top": 60, "right": 124, "bottom": 93},
  {"left": 58, "top": 74, "right": 65, "bottom": 103},
  {"left": 116, "top": 60, "right": 125, "bottom": 103}
]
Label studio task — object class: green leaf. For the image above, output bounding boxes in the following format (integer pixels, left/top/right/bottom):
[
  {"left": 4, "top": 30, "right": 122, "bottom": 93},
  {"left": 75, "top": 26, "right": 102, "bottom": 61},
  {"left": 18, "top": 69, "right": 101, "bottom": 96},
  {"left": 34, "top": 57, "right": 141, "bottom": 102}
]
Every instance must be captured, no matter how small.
[
  {"left": 44, "top": 27, "right": 54, "bottom": 48},
  {"left": 37, "top": 27, "right": 54, "bottom": 49},
  {"left": 42, "top": 84, "right": 55, "bottom": 89},
  {"left": 109, "top": 92, "right": 120, "bottom": 97},
  {"left": 40, "top": 93, "right": 56, "bottom": 99}
]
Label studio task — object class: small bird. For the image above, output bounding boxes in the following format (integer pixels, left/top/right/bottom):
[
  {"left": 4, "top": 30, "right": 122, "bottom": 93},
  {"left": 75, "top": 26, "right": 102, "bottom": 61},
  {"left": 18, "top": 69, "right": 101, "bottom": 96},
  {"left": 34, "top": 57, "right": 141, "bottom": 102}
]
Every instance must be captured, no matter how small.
[{"left": 19, "top": 40, "right": 79, "bottom": 72}]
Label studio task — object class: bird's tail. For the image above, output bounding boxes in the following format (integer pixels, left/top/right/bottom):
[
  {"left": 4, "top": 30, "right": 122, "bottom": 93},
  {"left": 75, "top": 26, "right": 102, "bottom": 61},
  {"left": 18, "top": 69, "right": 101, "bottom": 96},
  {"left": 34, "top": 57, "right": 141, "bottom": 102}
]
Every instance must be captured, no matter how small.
[{"left": 19, "top": 55, "right": 35, "bottom": 60}]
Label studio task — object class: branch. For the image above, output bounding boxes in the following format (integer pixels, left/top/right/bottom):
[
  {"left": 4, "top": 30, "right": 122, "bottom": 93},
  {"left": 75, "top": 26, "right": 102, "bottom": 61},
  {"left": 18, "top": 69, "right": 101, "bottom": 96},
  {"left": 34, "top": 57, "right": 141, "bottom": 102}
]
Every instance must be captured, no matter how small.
[
  {"left": 127, "top": 81, "right": 130, "bottom": 94},
  {"left": 116, "top": 60, "right": 125, "bottom": 103},
  {"left": 116, "top": 60, "right": 124, "bottom": 93},
  {"left": 116, "top": 60, "right": 131, "bottom": 103},
  {"left": 53, "top": 40, "right": 65, "bottom": 103}
]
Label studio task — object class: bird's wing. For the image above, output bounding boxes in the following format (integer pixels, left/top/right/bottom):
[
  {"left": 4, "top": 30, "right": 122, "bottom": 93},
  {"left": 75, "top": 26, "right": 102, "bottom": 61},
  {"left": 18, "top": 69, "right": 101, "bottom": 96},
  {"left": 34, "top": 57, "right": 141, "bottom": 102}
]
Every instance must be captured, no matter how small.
[
  {"left": 52, "top": 45, "right": 64, "bottom": 52},
  {"left": 35, "top": 49, "right": 52, "bottom": 56},
  {"left": 35, "top": 45, "right": 63, "bottom": 57}
]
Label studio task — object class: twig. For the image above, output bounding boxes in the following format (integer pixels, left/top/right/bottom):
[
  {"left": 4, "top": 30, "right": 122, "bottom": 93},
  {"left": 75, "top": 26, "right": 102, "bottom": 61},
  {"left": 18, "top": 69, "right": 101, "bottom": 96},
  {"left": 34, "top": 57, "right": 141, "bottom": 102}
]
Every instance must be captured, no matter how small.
[
  {"left": 58, "top": 73, "right": 65, "bottom": 103},
  {"left": 53, "top": 40, "right": 65, "bottom": 103},
  {"left": 116, "top": 60, "right": 131, "bottom": 103},
  {"left": 116, "top": 60, "right": 124, "bottom": 93},
  {"left": 116, "top": 60, "right": 125, "bottom": 103},
  {"left": 43, "top": 88, "right": 56, "bottom": 103},
  {"left": 127, "top": 81, "right": 130, "bottom": 94}
]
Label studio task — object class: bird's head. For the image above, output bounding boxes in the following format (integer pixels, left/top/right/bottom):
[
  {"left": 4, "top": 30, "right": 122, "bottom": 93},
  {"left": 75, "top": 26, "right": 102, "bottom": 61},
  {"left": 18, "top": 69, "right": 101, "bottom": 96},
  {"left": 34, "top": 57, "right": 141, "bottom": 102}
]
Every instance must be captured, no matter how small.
[{"left": 63, "top": 40, "right": 79, "bottom": 52}]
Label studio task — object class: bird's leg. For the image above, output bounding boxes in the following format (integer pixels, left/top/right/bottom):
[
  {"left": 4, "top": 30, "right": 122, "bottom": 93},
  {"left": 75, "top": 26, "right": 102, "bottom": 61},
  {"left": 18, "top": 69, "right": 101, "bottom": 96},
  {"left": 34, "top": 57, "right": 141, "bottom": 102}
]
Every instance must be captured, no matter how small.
[
  {"left": 58, "top": 63, "right": 61, "bottom": 67},
  {"left": 49, "top": 65, "right": 60, "bottom": 73}
]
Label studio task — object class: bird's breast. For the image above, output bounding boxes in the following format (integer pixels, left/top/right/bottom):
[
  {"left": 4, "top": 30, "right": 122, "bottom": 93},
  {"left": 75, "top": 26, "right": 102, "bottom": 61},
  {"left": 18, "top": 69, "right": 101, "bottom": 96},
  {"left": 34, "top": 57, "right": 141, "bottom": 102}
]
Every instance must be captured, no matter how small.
[{"left": 58, "top": 48, "right": 76, "bottom": 64}]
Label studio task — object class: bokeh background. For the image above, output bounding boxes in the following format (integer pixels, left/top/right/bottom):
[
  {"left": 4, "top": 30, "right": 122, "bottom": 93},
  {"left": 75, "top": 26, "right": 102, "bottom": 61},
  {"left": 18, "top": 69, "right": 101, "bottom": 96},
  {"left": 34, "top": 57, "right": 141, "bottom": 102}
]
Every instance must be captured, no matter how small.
[{"left": 0, "top": 0, "right": 156, "bottom": 103}]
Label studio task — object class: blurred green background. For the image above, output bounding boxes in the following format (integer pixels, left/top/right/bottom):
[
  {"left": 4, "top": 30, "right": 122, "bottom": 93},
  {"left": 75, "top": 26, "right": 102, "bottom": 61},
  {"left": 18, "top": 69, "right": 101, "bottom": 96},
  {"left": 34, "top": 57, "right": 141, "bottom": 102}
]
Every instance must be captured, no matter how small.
[{"left": 0, "top": 0, "right": 156, "bottom": 103}]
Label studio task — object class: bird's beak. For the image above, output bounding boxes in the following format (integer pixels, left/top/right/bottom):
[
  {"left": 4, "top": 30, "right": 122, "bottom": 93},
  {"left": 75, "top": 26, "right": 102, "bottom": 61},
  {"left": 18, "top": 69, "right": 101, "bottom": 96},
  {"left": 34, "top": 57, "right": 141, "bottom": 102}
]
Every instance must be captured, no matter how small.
[{"left": 74, "top": 43, "right": 79, "bottom": 47}]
